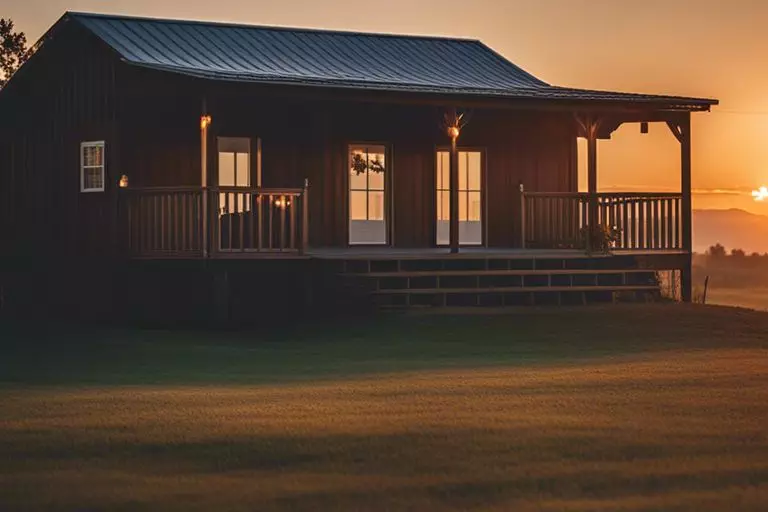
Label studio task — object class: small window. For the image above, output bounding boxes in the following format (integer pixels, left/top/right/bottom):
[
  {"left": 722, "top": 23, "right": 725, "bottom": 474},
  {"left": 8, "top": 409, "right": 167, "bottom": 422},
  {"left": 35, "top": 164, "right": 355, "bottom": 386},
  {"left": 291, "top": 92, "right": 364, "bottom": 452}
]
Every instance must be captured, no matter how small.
[{"left": 80, "top": 141, "right": 105, "bottom": 192}]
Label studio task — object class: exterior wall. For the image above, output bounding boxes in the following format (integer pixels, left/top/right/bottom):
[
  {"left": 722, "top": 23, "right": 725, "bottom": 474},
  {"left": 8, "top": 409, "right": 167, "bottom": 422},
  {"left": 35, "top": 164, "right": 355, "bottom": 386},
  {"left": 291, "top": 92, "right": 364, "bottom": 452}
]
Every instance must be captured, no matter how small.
[
  {"left": 0, "top": 23, "right": 119, "bottom": 317},
  {"left": 121, "top": 76, "right": 578, "bottom": 250}
]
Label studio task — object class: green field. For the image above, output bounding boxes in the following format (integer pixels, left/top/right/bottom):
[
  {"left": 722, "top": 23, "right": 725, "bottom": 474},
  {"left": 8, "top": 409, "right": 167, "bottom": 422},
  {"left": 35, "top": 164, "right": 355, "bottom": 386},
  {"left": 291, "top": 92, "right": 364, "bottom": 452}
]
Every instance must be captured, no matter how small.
[
  {"left": 2, "top": 305, "right": 768, "bottom": 511},
  {"left": 705, "top": 286, "right": 768, "bottom": 312}
]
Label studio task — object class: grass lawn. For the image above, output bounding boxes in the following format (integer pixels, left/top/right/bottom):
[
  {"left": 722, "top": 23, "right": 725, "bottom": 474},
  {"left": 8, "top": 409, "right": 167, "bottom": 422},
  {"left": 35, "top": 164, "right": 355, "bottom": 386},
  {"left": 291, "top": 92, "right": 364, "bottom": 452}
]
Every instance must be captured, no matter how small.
[{"left": 1, "top": 304, "right": 768, "bottom": 511}]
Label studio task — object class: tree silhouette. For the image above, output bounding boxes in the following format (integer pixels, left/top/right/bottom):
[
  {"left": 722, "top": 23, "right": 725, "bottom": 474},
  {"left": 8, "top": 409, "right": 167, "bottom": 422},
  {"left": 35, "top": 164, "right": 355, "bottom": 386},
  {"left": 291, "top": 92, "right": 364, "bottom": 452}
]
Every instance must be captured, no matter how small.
[
  {"left": 0, "top": 18, "right": 28, "bottom": 88},
  {"left": 730, "top": 248, "right": 746, "bottom": 258},
  {"left": 706, "top": 243, "right": 727, "bottom": 258}
]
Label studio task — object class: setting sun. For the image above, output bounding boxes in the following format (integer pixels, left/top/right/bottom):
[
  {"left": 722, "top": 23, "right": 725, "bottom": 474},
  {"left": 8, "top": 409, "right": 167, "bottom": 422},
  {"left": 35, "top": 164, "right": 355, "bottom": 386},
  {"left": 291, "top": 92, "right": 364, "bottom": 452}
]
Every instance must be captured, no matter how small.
[{"left": 753, "top": 186, "right": 768, "bottom": 201}]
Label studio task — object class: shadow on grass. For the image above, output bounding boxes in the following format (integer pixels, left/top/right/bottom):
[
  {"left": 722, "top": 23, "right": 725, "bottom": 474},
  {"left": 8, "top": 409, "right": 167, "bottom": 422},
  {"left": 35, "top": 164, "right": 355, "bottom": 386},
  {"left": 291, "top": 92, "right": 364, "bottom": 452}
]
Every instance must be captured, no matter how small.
[{"left": 1, "top": 304, "right": 767, "bottom": 387}]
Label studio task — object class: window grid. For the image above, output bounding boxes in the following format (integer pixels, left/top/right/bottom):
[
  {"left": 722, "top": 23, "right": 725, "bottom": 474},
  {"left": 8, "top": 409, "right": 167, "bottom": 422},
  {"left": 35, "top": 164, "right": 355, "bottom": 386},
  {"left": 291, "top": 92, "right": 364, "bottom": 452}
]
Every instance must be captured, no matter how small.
[
  {"left": 436, "top": 151, "right": 482, "bottom": 222},
  {"left": 80, "top": 141, "right": 105, "bottom": 192},
  {"left": 349, "top": 146, "right": 385, "bottom": 221}
]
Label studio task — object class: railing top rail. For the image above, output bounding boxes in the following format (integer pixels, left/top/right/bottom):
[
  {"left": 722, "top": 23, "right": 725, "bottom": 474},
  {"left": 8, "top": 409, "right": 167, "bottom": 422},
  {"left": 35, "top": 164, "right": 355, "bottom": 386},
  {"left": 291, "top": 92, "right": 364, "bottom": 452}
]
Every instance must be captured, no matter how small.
[
  {"left": 523, "top": 191, "right": 682, "bottom": 199},
  {"left": 121, "top": 186, "right": 203, "bottom": 193},
  {"left": 212, "top": 186, "right": 304, "bottom": 195},
  {"left": 121, "top": 186, "right": 306, "bottom": 195}
]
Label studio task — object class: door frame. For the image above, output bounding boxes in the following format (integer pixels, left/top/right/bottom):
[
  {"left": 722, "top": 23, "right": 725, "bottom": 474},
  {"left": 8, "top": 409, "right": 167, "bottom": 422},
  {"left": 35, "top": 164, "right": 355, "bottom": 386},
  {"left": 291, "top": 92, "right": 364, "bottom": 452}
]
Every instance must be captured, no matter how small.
[
  {"left": 434, "top": 146, "right": 487, "bottom": 247},
  {"left": 345, "top": 141, "right": 393, "bottom": 246}
]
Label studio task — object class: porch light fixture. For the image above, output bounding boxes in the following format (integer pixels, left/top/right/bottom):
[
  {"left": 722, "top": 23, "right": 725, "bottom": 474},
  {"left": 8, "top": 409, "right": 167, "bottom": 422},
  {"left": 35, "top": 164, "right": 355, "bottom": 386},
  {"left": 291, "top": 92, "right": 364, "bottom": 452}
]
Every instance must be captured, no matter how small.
[
  {"left": 119, "top": 174, "right": 129, "bottom": 188},
  {"left": 443, "top": 111, "right": 465, "bottom": 141},
  {"left": 200, "top": 115, "right": 212, "bottom": 130},
  {"left": 273, "top": 198, "right": 292, "bottom": 208}
]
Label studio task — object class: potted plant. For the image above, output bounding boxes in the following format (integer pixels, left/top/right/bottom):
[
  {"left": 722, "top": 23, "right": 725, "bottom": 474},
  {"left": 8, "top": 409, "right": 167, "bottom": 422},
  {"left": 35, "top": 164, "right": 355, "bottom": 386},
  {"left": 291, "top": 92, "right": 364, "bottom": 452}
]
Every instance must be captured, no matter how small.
[{"left": 580, "top": 223, "right": 621, "bottom": 254}]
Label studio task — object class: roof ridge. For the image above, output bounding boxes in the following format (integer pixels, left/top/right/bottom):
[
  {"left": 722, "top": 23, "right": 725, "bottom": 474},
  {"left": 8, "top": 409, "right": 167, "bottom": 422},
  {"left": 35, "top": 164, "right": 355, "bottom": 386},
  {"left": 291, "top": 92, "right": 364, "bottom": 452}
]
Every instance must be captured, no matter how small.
[{"left": 66, "top": 11, "right": 483, "bottom": 44}]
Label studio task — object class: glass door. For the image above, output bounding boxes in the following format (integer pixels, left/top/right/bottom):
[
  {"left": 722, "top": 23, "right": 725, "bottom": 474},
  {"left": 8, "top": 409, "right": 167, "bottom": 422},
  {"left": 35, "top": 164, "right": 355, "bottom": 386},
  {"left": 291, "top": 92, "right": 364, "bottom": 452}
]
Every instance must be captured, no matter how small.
[
  {"left": 436, "top": 150, "right": 483, "bottom": 246},
  {"left": 349, "top": 144, "right": 388, "bottom": 245}
]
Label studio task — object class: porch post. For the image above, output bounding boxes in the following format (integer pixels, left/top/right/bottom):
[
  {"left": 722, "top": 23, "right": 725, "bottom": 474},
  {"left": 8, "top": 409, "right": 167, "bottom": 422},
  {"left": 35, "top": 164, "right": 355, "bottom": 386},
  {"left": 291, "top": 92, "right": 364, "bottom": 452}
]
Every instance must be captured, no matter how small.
[
  {"left": 680, "top": 113, "right": 693, "bottom": 302},
  {"left": 667, "top": 113, "right": 693, "bottom": 302},
  {"left": 586, "top": 117, "right": 599, "bottom": 253},
  {"left": 449, "top": 132, "right": 460, "bottom": 253},
  {"left": 200, "top": 101, "right": 211, "bottom": 259}
]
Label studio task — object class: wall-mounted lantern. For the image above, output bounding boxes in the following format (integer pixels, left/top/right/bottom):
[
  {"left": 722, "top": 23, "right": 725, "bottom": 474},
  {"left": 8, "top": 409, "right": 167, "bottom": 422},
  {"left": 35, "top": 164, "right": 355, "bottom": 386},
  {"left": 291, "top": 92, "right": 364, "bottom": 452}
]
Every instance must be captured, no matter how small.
[{"left": 119, "top": 174, "right": 129, "bottom": 188}]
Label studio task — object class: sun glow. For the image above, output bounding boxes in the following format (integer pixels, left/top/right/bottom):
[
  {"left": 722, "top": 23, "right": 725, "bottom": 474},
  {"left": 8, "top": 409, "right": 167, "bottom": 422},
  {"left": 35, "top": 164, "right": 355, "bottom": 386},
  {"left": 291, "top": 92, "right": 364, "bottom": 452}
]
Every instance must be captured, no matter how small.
[{"left": 753, "top": 186, "right": 768, "bottom": 201}]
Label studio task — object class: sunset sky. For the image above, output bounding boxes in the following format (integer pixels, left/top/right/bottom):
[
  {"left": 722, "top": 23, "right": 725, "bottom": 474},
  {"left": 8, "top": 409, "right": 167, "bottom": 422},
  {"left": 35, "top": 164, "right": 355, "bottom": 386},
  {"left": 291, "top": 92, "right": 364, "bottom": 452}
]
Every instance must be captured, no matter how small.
[{"left": 7, "top": 0, "right": 768, "bottom": 214}]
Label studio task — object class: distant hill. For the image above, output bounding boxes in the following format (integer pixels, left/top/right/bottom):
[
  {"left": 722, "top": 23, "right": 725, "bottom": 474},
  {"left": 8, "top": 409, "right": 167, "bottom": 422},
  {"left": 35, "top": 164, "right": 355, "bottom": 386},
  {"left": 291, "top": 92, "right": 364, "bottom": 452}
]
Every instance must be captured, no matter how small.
[{"left": 694, "top": 209, "right": 768, "bottom": 254}]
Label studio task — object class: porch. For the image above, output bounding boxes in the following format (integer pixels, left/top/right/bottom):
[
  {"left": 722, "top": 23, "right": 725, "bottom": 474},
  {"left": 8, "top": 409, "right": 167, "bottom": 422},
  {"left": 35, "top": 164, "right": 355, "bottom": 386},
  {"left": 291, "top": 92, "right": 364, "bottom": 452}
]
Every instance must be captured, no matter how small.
[{"left": 119, "top": 187, "right": 685, "bottom": 259}]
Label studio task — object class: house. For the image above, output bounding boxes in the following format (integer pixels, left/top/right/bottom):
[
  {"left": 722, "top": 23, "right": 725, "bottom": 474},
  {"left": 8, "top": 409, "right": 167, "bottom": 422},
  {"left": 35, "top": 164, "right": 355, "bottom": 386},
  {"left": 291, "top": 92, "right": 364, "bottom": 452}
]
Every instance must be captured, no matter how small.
[{"left": 0, "top": 12, "right": 717, "bottom": 323}]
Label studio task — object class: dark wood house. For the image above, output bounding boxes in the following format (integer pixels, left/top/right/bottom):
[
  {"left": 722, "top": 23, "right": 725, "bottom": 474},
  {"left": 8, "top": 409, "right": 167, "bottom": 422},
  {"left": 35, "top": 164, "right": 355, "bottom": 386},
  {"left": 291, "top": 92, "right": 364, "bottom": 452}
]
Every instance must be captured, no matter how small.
[{"left": 0, "top": 12, "right": 717, "bottom": 323}]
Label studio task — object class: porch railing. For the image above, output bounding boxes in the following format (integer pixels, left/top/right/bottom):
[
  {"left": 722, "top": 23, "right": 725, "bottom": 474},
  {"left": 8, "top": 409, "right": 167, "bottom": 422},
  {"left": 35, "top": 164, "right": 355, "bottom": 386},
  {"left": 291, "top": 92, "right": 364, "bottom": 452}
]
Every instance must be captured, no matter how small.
[
  {"left": 120, "top": 185, "right": 309, "bottom": 258},
  {"left": 522, "top": 192, "right": 683, "bottom": 250}
]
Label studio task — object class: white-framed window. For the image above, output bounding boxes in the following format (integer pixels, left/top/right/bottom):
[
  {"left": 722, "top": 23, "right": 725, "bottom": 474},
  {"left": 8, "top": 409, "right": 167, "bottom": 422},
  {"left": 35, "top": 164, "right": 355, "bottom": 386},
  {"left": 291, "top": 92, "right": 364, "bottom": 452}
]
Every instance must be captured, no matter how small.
[
  {"left": 349, "top": 144, "right": 388, "bottom": 245},
  {"left": 218, "top": 137, "right": 252, "bottom": 214},
  {"left": 80, "top": 141, "right": 105, "bottom": 192}
]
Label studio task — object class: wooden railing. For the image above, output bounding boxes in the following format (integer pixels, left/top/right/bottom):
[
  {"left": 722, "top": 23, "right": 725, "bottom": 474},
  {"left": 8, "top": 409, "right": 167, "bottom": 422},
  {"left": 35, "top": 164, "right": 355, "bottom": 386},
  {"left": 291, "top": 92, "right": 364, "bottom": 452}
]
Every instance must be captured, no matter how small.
[
  {"left": 120, "top": 185, "right": 309, "bottom": 258},
  {"left": 522, "top": 192, "right": 684, "bottom": 250}
]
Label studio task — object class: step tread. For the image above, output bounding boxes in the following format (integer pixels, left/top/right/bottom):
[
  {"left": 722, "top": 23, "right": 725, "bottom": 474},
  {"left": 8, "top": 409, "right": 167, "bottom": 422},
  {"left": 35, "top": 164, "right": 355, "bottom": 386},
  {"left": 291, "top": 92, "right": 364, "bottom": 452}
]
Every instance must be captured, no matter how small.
[
  {"left": 371, "top": 285, "right": 660, "bottom": 295},
  {"left": 346, "top": 269, "right": 658, "bottom": 278}
]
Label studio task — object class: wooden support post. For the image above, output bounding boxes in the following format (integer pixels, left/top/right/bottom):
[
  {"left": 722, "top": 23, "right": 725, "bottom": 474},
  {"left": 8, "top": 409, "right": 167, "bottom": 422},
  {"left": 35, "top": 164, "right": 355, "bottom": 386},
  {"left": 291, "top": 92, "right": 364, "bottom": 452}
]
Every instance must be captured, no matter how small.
[
  {"left": 301, "top": 178, "right": 310, "bottom": 254},
  {"left": 586, "top": 117, "right": 600, "bottom": 254},
  {"left": 449, "top": 132, "right": 460, "bottom": 254},
  {"left": 200, "top": 101, "right": 211, "bottom": 259},
  {"left": 667, "top": 113, "right": 693, "bottom": 302}
]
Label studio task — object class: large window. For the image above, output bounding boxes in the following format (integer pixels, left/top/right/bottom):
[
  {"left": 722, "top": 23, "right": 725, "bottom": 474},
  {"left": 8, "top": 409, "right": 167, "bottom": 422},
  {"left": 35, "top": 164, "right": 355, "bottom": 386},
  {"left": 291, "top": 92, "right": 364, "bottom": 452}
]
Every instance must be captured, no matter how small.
[
  {"left": 436, "top": 150, "right": 482, "bottom": 245},
  {"left": 349, "top": 144, "right": 387, "bottom": 245},
  {"left": 80, "top": 141, "right": 105, "bottom": 192},
  {"left": 218, "top": 137, "right": 251, "bottom": 214}
]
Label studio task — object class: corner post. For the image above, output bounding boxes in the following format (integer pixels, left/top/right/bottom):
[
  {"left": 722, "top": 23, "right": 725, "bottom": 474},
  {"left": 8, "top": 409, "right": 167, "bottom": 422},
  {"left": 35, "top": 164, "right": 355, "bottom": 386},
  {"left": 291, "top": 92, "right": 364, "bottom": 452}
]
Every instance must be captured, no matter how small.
[
  {"left": 301, "top": 178, "right": 310, "bottom": 254},
  {"left": 680, "top": 113, "right": 693, "bottom": 302}
]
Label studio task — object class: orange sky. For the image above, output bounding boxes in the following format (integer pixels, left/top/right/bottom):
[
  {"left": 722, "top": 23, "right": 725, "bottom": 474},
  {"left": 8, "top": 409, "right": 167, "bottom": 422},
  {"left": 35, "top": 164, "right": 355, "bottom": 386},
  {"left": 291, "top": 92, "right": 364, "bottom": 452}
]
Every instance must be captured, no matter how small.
[{"left": 7, "top": 0, "right": 768, "bottom": 214}]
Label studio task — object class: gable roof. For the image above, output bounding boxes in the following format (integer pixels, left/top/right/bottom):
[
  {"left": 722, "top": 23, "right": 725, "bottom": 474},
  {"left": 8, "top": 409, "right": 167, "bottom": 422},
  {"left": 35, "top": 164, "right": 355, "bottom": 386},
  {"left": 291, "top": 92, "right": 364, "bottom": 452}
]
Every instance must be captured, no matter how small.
[{"left": 59, "top": 12, "right": 716, "bottom": 110}]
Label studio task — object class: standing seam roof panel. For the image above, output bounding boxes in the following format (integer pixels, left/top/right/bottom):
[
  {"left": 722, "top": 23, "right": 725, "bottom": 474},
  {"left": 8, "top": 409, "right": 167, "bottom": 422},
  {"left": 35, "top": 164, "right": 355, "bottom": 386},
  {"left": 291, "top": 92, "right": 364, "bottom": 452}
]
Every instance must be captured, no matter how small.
[{"left": 67, "top": 12, "right": 717, "bottom": 107}]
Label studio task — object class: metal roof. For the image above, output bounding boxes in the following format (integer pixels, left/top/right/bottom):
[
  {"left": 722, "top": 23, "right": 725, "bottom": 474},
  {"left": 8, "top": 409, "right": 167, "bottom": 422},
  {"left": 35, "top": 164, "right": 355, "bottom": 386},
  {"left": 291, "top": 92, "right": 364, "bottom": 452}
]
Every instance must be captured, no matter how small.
[{"left": 66, "top": 12, "right": 717, "bottom": 109}]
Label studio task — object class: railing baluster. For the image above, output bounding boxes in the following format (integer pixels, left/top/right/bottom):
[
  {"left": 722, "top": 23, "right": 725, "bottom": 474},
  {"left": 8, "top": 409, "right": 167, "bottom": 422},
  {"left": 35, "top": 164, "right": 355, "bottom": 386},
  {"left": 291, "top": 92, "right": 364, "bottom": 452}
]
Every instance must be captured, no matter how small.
[
  {"left": 290, "top": 193, "right": 297, "bottom": 249},
  {"left": 268, "top": 194, "right": 274, "bottom": 250}
]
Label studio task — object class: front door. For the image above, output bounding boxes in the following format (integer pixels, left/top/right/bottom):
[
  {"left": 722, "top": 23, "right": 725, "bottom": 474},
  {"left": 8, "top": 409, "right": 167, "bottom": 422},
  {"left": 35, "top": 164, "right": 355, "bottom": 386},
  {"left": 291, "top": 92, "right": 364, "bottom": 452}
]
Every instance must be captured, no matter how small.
[
  {"left": 349, "top": 144, "right": 388, "bottom": 245},
  {"left": 436, "top": 150, "right": 483, "bottom": 246}
]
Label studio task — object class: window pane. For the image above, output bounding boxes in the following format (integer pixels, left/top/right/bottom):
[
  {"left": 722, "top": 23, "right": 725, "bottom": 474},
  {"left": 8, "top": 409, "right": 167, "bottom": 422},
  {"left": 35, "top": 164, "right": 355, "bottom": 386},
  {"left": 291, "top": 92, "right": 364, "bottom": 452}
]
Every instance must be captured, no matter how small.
[
  {"left": 459, "top": 152, "right": 468, "bottom": 191},
  {"left": 349, "top": 150, "right": 367, "bottom": 190},
  {"left": 437, "top": 151, "right": 449, "bottom": 190},
  {"left": 468, "top": 191, "right": 482, "bottom": 221},
  {"left": 219, "top": 153, "right": 235, "bottom": 186},
  {"left": 84, "top": 167, "right": 103, "bottom": 190},
  {"left": 467, "top": 152, "right": 481, "bottom": 191},
  {"left": 368, "top": 191, "right": 384, "bottom": 221},
  {"left": 368, "top": 164, "right": 384, "bottom": 190},
  {"left": 459, "top": 191, "right": 468, "bottom": 221},
  {"left": 436, "top": 190, "right": 450, "bottom": 221},
  {"left": 236, "top": 153, "right": 250, "bottom": 186},
  {"left": 349, "top": 190, "right": 367, "bottom": 220},
  {"left": 83, "top": 145, "right": 103, "bottom": 167}
]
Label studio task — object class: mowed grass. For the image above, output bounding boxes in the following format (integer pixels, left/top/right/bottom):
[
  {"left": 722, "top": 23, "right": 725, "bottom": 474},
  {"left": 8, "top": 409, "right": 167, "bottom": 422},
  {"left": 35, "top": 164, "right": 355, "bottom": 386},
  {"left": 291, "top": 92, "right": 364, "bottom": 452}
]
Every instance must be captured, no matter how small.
[{"left": 1, "top": 304, "right": 768, "bottom": 511}]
